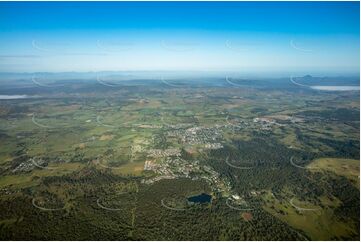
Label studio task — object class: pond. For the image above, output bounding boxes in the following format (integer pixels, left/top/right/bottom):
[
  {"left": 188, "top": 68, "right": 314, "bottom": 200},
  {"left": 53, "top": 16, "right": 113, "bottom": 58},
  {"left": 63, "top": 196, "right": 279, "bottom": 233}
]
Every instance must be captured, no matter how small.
[{"left": 187, "top": 193, "right": 212, "bottom": 204}]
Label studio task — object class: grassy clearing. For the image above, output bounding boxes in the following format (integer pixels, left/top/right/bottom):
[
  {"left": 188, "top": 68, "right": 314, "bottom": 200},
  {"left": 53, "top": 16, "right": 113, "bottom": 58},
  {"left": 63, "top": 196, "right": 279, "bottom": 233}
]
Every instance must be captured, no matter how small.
[
  {"left": 308, "top": 158, "right": 360, "bottom": 187},
  {"left": 110, "top": 160, "right": 145, "bottom": 176},
  {"left": 262, "top": 191, "right": 355, "bottom": 240},
  {"left": 0, "top": 162, "right": 85, "bottom": 188}
]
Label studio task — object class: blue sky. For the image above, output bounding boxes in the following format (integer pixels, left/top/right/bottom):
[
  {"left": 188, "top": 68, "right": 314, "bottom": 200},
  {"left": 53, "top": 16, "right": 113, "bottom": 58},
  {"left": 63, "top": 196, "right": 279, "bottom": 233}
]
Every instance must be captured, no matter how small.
[{"left": 0, "top": 1, "right": 359, "bottom": 74}]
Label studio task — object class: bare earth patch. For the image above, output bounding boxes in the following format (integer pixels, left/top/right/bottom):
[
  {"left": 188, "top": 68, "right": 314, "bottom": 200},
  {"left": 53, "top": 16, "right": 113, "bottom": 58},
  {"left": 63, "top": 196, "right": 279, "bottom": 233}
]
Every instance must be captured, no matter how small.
[
  {"left": 99, "top": 135, "right": 114, "bottom": 141},
  {"left": 242, "top": 212, "right": 253, "bottom": 221}
]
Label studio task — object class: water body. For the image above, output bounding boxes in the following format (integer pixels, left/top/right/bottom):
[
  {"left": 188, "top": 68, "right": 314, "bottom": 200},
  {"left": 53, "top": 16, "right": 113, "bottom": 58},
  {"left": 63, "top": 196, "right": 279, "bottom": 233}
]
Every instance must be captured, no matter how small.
[
  {"left": 310, "top": 86, "right": 360, "bottom": 91},
  {"left": 187, "top": 193, "right": 212, "bottom": 204},
  {"left": 0, "top": 95, "right": 29, "bottom": 100}
]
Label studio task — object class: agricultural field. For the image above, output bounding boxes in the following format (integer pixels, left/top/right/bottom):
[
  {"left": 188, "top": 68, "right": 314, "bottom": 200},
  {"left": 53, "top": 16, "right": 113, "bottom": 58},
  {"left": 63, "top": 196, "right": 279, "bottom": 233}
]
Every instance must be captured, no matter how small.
[{"left": 0, "top": 75, "right": 359, "bottom": 240}]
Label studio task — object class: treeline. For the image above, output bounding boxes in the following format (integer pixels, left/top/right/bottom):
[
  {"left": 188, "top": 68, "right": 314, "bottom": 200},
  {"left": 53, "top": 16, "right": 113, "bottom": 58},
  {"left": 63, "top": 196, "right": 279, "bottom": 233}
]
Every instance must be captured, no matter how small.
[{"left": 0, "top": 169, "right": 307, "bottom": 240}]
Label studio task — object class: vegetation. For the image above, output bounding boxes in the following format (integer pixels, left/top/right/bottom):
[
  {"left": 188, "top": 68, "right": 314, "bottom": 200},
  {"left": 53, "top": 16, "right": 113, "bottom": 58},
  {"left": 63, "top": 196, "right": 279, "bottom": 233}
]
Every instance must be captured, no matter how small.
[{"left": 0, "top": 77, "right": 359, "bottom": 240}]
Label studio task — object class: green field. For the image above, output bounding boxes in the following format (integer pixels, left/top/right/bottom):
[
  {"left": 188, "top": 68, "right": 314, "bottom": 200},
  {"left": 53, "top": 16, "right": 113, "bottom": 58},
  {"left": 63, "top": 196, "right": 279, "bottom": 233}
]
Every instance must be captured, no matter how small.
[{"left": 0, "top": 79, "right": 359, "bottom": 240}]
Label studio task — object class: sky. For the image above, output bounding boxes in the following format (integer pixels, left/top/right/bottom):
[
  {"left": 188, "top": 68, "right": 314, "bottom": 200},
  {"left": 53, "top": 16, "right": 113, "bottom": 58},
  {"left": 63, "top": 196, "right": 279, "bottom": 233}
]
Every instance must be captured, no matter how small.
[{"left": 0, "top": 1, "right": 359, "bottom": 75}]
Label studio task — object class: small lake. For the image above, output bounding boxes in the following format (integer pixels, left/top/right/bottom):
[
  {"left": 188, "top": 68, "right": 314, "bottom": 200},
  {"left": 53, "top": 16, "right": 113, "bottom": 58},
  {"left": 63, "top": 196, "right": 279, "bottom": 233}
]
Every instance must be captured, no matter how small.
[
  {"left": 0, "top": 95, "right": 29, "bottom": 100},
  {"left": 187, "top": 193, "right": 212, "bottom": 204}
]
